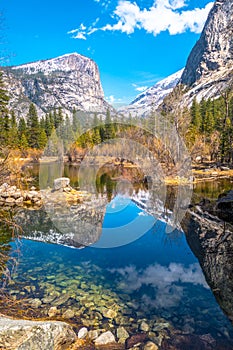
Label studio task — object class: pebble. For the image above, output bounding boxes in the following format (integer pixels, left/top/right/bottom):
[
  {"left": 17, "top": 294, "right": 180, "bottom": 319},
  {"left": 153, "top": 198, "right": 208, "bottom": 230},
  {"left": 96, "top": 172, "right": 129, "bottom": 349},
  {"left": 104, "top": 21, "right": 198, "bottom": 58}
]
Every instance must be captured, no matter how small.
[
  {"left": 78, "top": 327, "right": 88, "bottom": 339},
  {"left": 48, "top": 306, "right": 59, "bottom": 318},
  {"left": 143, "top": 341, "right": 159, "bottom": 350},
  {"left": 30, "top": 298, "right": 42, "bottom": 308},
  {"left": 117, "top": 326, "right": 129, "bottom": 341},
  {"left": 140, "top": 320, "right": 150, "bottom": 332},
  {"left": 53, "top": 294, "right": 70, "bottom": 306},
  {"left": 102, "top": 308, "right": 117, "bottom": 319},
  {"left": 62, "top": 309, "right": 75, "bottom": 319}
]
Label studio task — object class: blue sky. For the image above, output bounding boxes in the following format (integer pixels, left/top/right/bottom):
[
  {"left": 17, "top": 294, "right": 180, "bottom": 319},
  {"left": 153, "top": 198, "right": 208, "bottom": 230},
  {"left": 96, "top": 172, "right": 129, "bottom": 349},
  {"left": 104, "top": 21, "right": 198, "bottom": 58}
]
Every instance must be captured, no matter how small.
[{"left": 1, "top": 0, "right": 214, "bottom": 106}]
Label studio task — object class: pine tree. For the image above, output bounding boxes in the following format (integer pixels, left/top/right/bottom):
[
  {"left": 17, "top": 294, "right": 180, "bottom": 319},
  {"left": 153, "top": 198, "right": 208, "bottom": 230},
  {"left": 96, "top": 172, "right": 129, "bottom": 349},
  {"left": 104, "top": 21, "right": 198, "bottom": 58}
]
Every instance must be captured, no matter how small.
[
  {"left": 103, "top": 109, "right": 115, "bottom": 140},
  {"left": 45, "top": 114, "right": 52, "bottom": 137},
  {"left": 27, "top": 103, "right": 40, "bottom": 148},
  {"left": 92, "top": 113, "right": 101, "bottom": 144},
  {"left": 0, "top": 71, "right": 10, "bottom": 145},
  {"left": 20, "top": 133, "right": 29, "bottom": 150},
  {"left": 199, "top": 98, "right": 207, "bottom": 133},
  {"left": 18, "top": 117, "right": 27, "bottom": 137},
  {"left": 8, "top": 111, "right": 19, "bottom": 148},
  {"left": 38, "top": 128, "right": 48, "bottom": 149},
  {"left": 190, "top": 98, "right": 201, "bottom": 130}
]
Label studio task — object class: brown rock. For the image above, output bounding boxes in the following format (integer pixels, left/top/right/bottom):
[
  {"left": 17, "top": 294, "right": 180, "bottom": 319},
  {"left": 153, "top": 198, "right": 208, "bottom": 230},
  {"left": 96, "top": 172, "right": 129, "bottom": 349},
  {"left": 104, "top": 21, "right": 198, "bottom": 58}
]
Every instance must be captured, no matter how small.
[{"left": 126, "top": 333, "right": 147, "bottom": 349}]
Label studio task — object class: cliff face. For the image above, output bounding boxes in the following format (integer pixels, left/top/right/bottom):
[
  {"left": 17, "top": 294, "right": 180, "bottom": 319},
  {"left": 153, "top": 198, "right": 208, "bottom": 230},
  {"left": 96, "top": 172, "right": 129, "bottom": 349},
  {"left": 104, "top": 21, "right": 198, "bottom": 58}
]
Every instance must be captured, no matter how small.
[
  {"left": 2, "top": 53, "right": 111, "bottom": 118},
  {"left": 182, "top": 207, "right": 233, "bottom": 324},
  {"left": 181, "top": 0, "right": 233, "bottom": 102}
]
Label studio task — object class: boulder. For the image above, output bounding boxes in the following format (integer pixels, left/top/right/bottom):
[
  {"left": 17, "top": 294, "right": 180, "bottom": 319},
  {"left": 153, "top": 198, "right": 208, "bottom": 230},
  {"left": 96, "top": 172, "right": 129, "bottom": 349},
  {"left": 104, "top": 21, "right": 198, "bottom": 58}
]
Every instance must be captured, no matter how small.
[
  {"left": 53, "top": 178, "right": 70, "bottom": 191},
  {"left": 0, "top": 316, "right": 77, "bottom": 350}
]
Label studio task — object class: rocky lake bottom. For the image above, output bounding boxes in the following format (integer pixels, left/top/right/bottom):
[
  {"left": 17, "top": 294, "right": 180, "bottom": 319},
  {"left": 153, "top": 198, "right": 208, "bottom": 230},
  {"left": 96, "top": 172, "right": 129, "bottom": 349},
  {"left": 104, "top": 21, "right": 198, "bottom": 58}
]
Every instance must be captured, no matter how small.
[{"left": 1, "top": 196, "right": 233, "bottom": 349}]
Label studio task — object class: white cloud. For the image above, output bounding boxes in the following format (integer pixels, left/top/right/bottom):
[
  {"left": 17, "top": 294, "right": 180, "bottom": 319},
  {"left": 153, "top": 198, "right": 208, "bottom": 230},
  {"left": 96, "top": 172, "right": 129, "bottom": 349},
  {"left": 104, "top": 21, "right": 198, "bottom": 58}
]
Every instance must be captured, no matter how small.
[
  {"left": 106, "top": 95, "right": 116, "bottom": 103},
  {"left": 75, "top": 32, "right": 87, "bottom": 40},
  {"left": 68, "top": 24, "right": 87, "bottom": 39},
  {"left": 69, "top": 0, "right": 214, "bottom": 40},
  {"left": 136, "top": 86, "right": 148, "bottom": 92}
]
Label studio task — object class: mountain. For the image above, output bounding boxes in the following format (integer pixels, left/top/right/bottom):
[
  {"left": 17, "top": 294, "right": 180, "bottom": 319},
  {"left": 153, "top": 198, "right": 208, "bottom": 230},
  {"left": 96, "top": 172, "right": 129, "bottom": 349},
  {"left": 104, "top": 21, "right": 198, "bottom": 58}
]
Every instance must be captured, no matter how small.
[
  {"left": 2, "top": 53, "right": 112, "bottom": 118},
  {"left": 181, "top": 0, "right": 233, "bottom": 102},
  {"left": 118, "top": 69, "right": 184, "bottom": 117}
]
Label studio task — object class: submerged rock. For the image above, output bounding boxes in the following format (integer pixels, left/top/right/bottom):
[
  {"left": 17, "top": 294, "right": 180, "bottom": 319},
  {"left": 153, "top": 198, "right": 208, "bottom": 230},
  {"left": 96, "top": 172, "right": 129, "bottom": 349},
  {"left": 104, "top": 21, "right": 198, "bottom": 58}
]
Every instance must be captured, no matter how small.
[
  {"left": 62, "top": 309, "right": 75, "bottom": 319},
  {"left": 94, "top": 331, "right": 116, "bottom": 345},
  {"left": 140, "top": 320, "right": 150, "bottom": 332},
  {"left": 0, "top": 316, "right": 77, "bottom": 350},
  {"left": 78, "top": 327, "right": 88, "bottom": 339},
  {"left": 125, "top": 333, "right": 147, "bottom": 349},
  {"left": 117, "top": 326, "right": 129, "bottom": 341},
  {"left": 143, "top": 341, "right": 159, "bottom": 350},
  {"left": 102, "top": 308, "right": 117, "bottom": 319},
  {"left": 48, "top": 306, "right": 59, "bottom": 318}
]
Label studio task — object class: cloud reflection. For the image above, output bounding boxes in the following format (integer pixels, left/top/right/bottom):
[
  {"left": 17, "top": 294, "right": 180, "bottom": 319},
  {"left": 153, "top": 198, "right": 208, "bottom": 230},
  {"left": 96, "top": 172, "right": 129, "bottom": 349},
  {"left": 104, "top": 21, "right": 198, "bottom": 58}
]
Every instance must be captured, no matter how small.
[{"left": 109, "top": 262, "right": 209, "bottom": 308}]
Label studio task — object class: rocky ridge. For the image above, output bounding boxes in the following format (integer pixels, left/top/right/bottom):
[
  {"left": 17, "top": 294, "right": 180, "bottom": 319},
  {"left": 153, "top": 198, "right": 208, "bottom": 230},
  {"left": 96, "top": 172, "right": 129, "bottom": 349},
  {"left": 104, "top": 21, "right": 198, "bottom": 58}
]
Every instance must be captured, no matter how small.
[
  {"left": 180, "top": 0, "right": 233, "bottom": 103},
  {"left": 121, "top": 0, "right": 233, "bottom": 114},
  {"left": 2, "top": 53, "right": 112, "bottom": 118},
  {"left": 118, "top": 69, "right": 183, "bottom": 117}
]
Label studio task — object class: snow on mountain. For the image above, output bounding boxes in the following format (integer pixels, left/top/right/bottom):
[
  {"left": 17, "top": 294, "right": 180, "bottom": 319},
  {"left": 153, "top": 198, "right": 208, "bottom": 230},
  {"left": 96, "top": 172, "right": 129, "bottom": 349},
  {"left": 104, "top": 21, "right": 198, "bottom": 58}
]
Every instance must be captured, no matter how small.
[
  {"left": 11, "top": 53, "right": 95, "bottom": 75},
  {"left": 118, "top": 69, "right": 184, "bottom": 117},
  {"left": 3, "top": 53, "right": 112, "bottom": 119}
]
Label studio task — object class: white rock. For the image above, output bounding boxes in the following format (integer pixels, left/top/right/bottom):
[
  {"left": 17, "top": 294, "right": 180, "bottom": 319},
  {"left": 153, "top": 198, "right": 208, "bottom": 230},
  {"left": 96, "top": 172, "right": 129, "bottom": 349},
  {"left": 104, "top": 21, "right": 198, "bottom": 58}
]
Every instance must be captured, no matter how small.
[
  {"left": 53, "top": 178, "right": 70, "bottom": 191},
  {"left": 94, "top": 331, "right": 116, "bottom": 345},
  {"left": 78, "top": 327, "right": 88, "bottom": 339}
]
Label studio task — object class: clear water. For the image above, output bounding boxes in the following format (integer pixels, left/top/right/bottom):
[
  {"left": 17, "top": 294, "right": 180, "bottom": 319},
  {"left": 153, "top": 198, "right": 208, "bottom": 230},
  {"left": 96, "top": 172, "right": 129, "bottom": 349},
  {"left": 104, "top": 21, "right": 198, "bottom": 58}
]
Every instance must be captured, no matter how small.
[{"left": 4, "top": 196, "right": 233, "bottom": 344}]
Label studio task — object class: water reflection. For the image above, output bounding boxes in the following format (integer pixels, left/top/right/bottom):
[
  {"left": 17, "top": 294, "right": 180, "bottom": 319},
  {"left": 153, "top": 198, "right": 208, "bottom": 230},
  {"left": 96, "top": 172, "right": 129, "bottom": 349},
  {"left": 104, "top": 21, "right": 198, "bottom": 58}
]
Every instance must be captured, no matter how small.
[{"left": 1, "top": 165, "right": 233, "bottom": 347}]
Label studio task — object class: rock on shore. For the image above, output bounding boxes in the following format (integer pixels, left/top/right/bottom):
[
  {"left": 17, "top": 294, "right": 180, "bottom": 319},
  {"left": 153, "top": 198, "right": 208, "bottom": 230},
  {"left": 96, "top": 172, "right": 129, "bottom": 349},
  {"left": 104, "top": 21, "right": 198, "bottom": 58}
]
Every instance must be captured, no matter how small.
[{"left": 0, "top": 316, "right": 77, "bottom": 350}]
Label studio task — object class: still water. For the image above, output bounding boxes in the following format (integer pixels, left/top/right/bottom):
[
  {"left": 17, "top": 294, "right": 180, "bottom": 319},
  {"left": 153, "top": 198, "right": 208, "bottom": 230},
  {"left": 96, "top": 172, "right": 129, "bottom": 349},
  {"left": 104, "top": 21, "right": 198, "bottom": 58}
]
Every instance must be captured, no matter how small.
[{"left": 1, "top": 165, "right": 233, "bottom": 347}]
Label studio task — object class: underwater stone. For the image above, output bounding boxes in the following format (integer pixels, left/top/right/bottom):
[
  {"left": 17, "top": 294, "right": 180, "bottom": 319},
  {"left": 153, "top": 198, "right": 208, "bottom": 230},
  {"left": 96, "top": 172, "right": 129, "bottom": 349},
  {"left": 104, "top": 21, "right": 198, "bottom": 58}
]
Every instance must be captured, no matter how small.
[
  {"left": 140, "top": 321, "right": 150, "bottom": 332},
  {"left": 102, "top": 309, "right": 117, "bottom": 319},
  {"left": 126, "top": 333, "right": 147, "bottom": 349},
  {"left": 117, "top": 326, "right": 129, "bottom": 341},
  {"left": 48, "top": 306, "right": 60, "bottom": 318},
  {"left": 78, "top": 327, "right": 88, "bottom": 339},
  {"left": 143, "top": 341, "right": 159, "bottom": 350},
  {"left": 42, "top": 295, "right": 56, "bottom": 304},
  {"left": 88, "top": 330, "right": 99, "bottom": 340},
  {"left": 53, "top": 294, "right": 70, "bottom": 306},
  {"left": 94, "top": 331, "right": 116, "bottom": 345},
  {"left": 62, "top": 309, "right": 75, "bottom": 319},
  {"left": 30, "top": 298, "right": 42, "bottom": 308}
]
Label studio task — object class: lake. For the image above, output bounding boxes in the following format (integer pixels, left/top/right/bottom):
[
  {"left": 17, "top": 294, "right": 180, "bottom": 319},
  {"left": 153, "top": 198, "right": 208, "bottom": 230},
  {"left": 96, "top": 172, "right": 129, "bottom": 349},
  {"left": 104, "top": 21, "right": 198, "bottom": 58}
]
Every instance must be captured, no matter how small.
[{"left": 0, "top": 164, "right": 233, "bottom": 348}]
